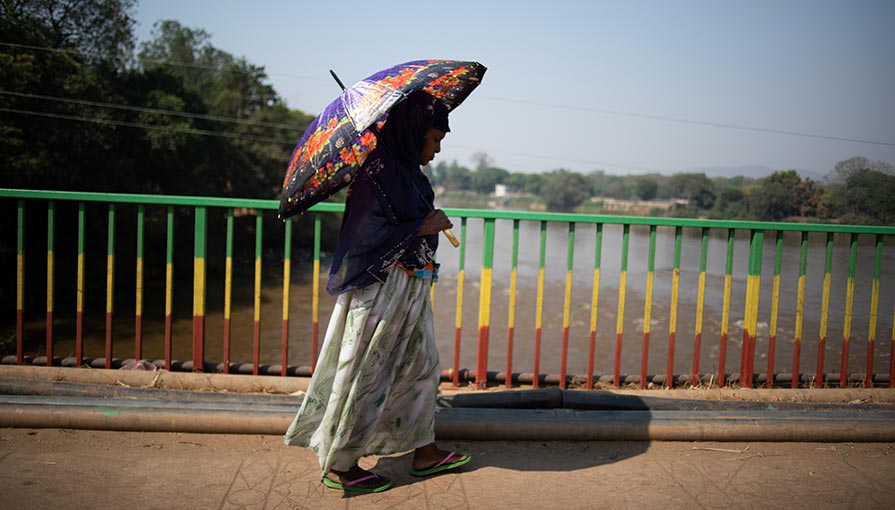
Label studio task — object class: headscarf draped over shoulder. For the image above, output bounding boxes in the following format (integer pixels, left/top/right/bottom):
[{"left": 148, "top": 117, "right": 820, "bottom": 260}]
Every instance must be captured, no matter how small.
[{"left": 327, "top": 91, "right": 449, "bottom": 295}]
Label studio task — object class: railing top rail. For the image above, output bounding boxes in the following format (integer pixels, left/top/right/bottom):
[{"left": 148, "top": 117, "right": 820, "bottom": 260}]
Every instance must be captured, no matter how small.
[
  {"left": 3, "top": 188, "right": 894, "bottom": 235},
  {"left": 0, "top": 188, "right": 343, "bottom": 213},
  {"left": 444, "top": 207, "right": 895, "bottom": 234}
]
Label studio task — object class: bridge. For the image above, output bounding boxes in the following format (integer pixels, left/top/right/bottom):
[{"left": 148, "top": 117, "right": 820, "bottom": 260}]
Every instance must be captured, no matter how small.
[{"left": 3, "top": 188, "right": 895, "bottom": 390}]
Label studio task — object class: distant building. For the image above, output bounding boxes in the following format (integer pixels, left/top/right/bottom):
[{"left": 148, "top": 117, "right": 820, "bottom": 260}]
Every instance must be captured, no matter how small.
[
  {"left": 593, "top": 197, "right": 689, "bottom": 212},
  {"left": 494, "top": 184, "right": 508, "bottom": 198}
]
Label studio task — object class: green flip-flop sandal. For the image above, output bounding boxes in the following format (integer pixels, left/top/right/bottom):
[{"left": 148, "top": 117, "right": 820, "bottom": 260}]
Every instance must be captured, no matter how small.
[{"left": 410, "top": 452, "right": 472, "bottom": 477}]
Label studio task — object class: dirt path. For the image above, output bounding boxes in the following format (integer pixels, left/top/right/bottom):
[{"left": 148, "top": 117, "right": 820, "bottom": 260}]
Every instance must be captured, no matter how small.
[{"left": 2, "top": 428, "right": 893, "bottom": 509}]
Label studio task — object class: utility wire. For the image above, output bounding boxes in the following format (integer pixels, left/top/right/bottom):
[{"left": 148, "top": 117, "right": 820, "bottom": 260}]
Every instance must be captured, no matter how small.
[
  {"left": 0, "top": 41, "right": 329, "bottom": 82},
  {"left": 450, "top": 143, "right": 669, "bottom": 174},
  {"left": 3, "top": 103, "right": 630, "bottom": 170},
  {"left": 478, "top": 95, "right": 895, "bottom": 147},
  {"left": 5, "top": 40, "right": 891, "bottom": 147},
  {"left": 0, "top": 90, "right": 308, "bottom": 130},
  {"left": 0, "top": 107, "right": 297, "bottom": 145}
]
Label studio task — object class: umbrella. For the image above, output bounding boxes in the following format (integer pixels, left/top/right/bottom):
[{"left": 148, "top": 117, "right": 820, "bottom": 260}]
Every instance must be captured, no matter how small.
[{"left": 278, "top": 60, "right": 486, "bottom": 223}]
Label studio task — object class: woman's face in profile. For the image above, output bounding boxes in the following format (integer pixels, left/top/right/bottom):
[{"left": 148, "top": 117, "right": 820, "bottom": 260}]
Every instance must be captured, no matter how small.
[{"left": 420, "top": 128, "right": 446, "bottom": 166}]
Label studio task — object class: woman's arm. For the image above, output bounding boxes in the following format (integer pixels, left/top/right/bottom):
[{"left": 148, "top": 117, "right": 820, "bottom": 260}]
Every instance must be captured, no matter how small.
[{"left": 416, "top": 209, "right": 453, "bottom": 236}]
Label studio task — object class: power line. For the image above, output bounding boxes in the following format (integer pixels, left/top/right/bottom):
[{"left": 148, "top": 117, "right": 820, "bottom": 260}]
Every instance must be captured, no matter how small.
[
  {"left": 5, "top": 40, "right": 892, "bottom": 147},
  {"left": 450, "top": 144, "right": 669, "bottom": 174},
  {"left": 0, "top": 107, "right": 297, "bottom": 145},
  {"left": 477, "top": 95, "right": 895, "bottom": 147},
  {"left": 0, "top": 90, "right": 308, "bottom": 130},
  {"left": 2, "top": 104, "right": 646, "bottom": 172},
  {"left": 0, "top": 41, "right": 328, "bottom": 82}
]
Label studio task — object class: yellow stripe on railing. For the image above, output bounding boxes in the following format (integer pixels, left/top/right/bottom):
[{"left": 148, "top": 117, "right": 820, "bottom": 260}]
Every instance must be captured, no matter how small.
[
  {"left": 693, "top": 271, "right": 705, "bottom": 350},
  {"left": 253, "top": 256, "right": 262, "bottom": 323},
  {"left": 77, "top": 254, "right": 85, "bottom": 314},
  {"left": 588, "top": 266, "right": 601, "bottom": 388},
  {"left": 668, "top": 266, "right": 680, "bottom": 388},
  {"left": 17, "top": 253, "right": 24, "bottom": 311},
  {"left": 282, "top": 261, "right": 291, "bottom": 321},
  {"left": 193, "top": 257, "right": 205, "bottom": 317},
  {"left": 46, "top": 251, "right": 54, "bottom": 313},
  {"left": 106, "top": 253, "right": 115, "bottom": 313},
  {"left": 224, "top": 258, "right": 232, "bottom": 320},
  {"left": 818, "top": 272, "right": 832, "bottom": 385},
  {"left": 477, "top": 269, "right": 493, "bottom": 329},
  {"left": 136, "top": 258, "right": 144, "bottom": 316}
]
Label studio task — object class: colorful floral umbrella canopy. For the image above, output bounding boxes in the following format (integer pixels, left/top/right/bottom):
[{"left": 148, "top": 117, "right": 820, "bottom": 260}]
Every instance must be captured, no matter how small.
[{"left": 279, "top": 60, "right": 487, "bottom": 219}]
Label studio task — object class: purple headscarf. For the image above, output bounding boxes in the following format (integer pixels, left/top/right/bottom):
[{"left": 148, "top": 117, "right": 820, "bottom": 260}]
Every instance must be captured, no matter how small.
[{"left": 376, "top": 91, "right": 450, "bottom": 168}]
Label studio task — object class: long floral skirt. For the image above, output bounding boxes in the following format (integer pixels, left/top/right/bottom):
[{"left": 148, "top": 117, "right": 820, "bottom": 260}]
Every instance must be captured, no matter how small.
[{"left": 283, "top": 269, "right": 439, "bottom": 477}]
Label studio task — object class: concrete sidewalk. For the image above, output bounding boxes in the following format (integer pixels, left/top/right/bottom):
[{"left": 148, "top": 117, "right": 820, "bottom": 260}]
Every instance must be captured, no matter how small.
[{"left": 2, "top": 428, "right": 893, "bottom": 509}]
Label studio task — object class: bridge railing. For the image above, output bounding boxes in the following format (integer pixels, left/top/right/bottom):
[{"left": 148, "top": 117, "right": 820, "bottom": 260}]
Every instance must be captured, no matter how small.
[{"left": 3, "top": 188, "right": 894, "bottom": 389}]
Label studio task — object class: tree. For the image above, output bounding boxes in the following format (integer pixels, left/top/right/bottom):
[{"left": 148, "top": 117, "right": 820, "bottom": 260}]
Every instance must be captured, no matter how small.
[
  {"left": 846, "top": 169, "right": 895, "bottom": 220},
  {"left": 503, "top": 172, "right": 528, "bottom": 193},
  {"left": 825, "top": 156, "right": 894, "bottom": 185},
  {"left": 817, "top": 158, "right": 895, "bottom": 224},
  {"left": 521, "top": 173, "right": 547, "bottom": 194},
  {"left": 3, "top": 0, "right": 137, "bottom": 68},
  {"left": 436, "top": 160, "right": 471, "bottom": 190},
  {"left": 540, "top": 170, "right": 590, "bottom": 212},
  {"left": 635, "top": 178, "right": 658, "bottom": 200},
  {"left": 747, "top": 170, "right": 804, "bottom": 221},
  {"left": 138, "top": 19, "right": 280, "bottom": 119},
  {"left": 669, "top": 173, "right": 715, "bottom": 209},
  {"left": 603, "top": 175, "right": 633, "bottom": 199},
  {"left": 587, "top": 170, "right": 608, "bottom": 196},
  {"left": 139, "top": 21, "right": 222, "bottom": 92},
  {"left": 209, "top": 58, "right": 278, "bottom": 118},
  {"left": 0, "top": 0, "right": 138, "bottom": 191},
  {"left": 470, "top": 166, "right": 509, "bottom": 194},
  {"left": 471, "top": 152, "right": 494, "bottom": 171},
  {"left": 711, "top": 187, "right": 748, "bottom": 219}
]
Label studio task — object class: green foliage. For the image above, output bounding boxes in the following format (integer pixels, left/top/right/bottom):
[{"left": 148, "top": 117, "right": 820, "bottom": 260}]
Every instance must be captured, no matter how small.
[
  {"left": 0, "top": 7, "right": 302, "bottom": 199},
  {"left": 710, "top": 186, "right": 748, "bottom": 219},
  {"left": 746, "top": 170, "right": 803, "bottom": 221},
  {"left": 521, "top": 173, "right": 547, "bottom": 194},
  {"left": 432, "top": 160, "right": 472, "bottom": 191},
  {"left": 814, "top": 157, "right": 895, "bottom": 224},
  {"left": 669, "top": 173, "right": 715, "bottom": 209},
  {"left": 634, "top": 178, "right": 658, "bottom": 200},
  {"left": 3, "top": 0, "right": 137, "bottom": 67},
  {"left": 540, "top": 169, "right": 590, "bottom": 212},
  {"left": 470, "top": 166, "right": 509, "bottom": 194}
]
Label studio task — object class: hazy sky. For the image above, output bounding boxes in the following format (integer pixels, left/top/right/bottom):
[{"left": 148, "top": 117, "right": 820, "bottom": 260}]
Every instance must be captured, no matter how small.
[{"left": 134, "top": 0, "right": 895, "bottom": 178}]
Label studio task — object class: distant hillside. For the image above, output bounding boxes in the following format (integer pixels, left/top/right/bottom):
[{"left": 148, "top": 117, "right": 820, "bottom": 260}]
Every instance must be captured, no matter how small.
[{"left": 684, "top": 165, "right": 826, "bottom": 182}]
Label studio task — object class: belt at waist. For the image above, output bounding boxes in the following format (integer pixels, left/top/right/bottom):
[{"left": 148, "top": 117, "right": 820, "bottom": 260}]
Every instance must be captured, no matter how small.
[{"left": 396, "top": 261, "right": 438, "bottom": 281}]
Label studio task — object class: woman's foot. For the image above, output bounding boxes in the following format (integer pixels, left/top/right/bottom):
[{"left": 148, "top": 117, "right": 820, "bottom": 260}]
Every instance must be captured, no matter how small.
[
  {"left": 324, "top": 465, "right": 392, "bottom": 493},
  {"left": 411, "top": 443, "right": 472, "bottom": 476}
]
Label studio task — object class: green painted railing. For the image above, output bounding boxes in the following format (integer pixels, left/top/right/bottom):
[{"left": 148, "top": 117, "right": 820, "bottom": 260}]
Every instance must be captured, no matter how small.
[{"left": 4, "top": 188, "right": 895, "bottom": 389}]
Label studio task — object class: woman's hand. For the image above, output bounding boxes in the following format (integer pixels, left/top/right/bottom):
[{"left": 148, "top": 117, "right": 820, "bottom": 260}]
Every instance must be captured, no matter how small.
[{"left": 417, "top": 209, "right": 453, "bottom": 236}]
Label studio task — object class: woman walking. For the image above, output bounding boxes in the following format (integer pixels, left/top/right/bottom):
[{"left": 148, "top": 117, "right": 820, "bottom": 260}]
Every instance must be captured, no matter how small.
[{"left": 284, "top": 90, "right": 470, "bottom": 493}]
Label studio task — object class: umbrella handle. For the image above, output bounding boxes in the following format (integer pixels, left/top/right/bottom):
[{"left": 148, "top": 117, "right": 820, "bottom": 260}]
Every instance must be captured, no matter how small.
[{"left": 443, "top": 228, "right": 460, "bottom": 248}]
